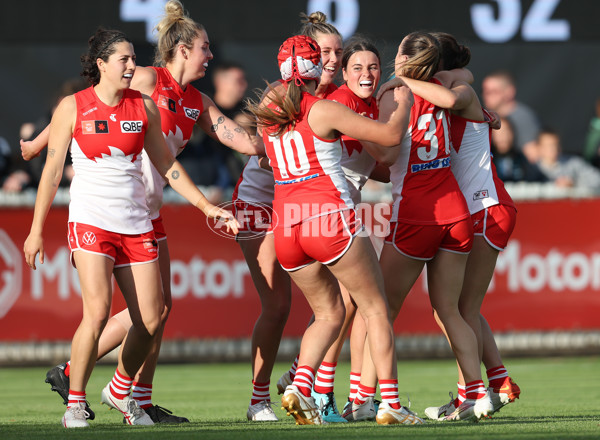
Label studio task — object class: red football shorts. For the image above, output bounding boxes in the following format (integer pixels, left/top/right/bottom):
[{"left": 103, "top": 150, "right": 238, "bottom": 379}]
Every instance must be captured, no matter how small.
[
  {"left": 68, "top": 222, "right": 159, "bottom": 268},
  {"left": 151, "top": 215, "right": 167, "bottom": 241},
  {"left": 233, "top": 200, "right": 274, "bottom": 235},
  {"left": 471, "top": 204, "right": 517, "bottom": 251},
  {"left": 273, "top": 209, "right": 363, "bottom": 271},
  {"left": 384, "top": 217, "right": 473, "bottom": 260}
]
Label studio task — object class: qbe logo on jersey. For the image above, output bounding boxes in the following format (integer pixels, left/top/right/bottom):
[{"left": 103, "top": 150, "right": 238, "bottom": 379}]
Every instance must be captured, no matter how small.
[
  {"left": 120, "top": 120, "right": 143, "bottom": 133},
  {"left": 0, "top": 229, "right": 22, "bottom": 318},
  {"left": 184, "top": 107, "right": 200, "bottom": 121}
]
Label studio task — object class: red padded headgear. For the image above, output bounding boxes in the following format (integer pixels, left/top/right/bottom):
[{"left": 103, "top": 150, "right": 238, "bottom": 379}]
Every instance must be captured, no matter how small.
[{"left": 277, "top": 35, "right": 322, "bottom": 86}]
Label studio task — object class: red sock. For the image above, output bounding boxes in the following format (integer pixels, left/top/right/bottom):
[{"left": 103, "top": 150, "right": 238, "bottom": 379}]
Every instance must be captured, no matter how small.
[
  {"left": 131, "top": 382, "right": 153, "bottom": 409},
  {"left": 109, "top": 369, "right": 133, "bottom": 400},
  {"left": 291, "top": 365, "right": 315, "bottom": 397},
  {"left": 313, "top": 361, "right": 336, "bottom": 394},
  {"left": 67, "top": 389, "right": 86, "bottom": 409},
  {"left": 64, "top": 361, "right": 71, "bottom": 377},
  {"left": 379, "top": 379, "right": 401, "bottom": 410},
  {"left": 353, "top": 383, "right": 376, "bottom": 405},
  {"left": 465, "top": 380, "right": 487, "bottom": 400},
  {"left": 289, "top": 355, "right": 299, "bottom": 381},
  {"left": 250, "top": 380, "right": 270, "bottom": 405},
  {"left": 349, "top": 372, "right": 361, "bottom": 401},
  {"left": 486, "top": 365, "right": 508, "bottom": 389},
  {"left": 456, "top": 382, "right": 466, "bottom": 406}
]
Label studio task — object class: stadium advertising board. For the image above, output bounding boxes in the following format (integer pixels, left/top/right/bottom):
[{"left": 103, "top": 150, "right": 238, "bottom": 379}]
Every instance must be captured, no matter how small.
[{"left": 1, "top": 199, "right": 599, "bottom": 341}]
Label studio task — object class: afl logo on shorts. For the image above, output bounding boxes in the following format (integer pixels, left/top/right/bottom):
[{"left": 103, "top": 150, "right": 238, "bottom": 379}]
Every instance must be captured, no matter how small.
[
  {"left": 207, "top": 201, "right": 277, "bottom": 240},
  {"left": 82, "top": 231, "right": 97, "bottom": 246},
  {"left": 184, "top": 107, "right": 200, "bottom": 121}
]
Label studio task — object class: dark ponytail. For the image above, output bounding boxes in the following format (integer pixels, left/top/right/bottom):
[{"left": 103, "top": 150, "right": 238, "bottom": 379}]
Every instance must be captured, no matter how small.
[{"left": 432, "top": 32, "right": 471, "bottom": 71}]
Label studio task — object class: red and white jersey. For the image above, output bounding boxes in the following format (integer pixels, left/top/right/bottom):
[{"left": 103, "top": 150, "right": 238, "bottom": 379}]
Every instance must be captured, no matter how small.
[
  {"left": 389, "top": 83, "right": 469, "bottom": 225},
  {"left": 69, "top": 86, "right": 150, "bottom": 234},
  {"left": 450, "top": 112, "right": 514, "bottom": 214},
  {"left": 330, "top": 84, "right": 378, "bottom": 204},
  {"left": 140, "top": 66, "right": 205, "bottom": 218},
  {"left": 232, "top": 156, "right": 275, "bottom": 206},
  {"left": 264, "top": 92, "right": 353, "bottom": 226},
  {"left": 233, "top": 82, "right": 341, "bottom": 208}
]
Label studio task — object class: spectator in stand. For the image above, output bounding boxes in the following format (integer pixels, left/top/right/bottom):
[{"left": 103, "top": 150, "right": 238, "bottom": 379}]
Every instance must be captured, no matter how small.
[
  {"left": 583, "top": 97, "right": 600, "bottom": 168},
  {"left": 482, "top": 70, "right": 540, "bottom": 162},
  {"left": 491, "top": 117, "right": 546, "bottom": 183},
  {"left": 0, "top": 136, "right": 12, "bottom": 189},
  {"left": 13, "top": 78, "right": 89, "bottom": 192},
  {"left": 537, "top": 128, "right": 600, "bottom": 191},
  {"left": 178, "top": 62, "right": 249, "bottom": 197}
]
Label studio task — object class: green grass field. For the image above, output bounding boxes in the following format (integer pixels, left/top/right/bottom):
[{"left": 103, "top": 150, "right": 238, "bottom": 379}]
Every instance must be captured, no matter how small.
[{"left": 1, "top": 356, "right": 599, "bottom": 439}]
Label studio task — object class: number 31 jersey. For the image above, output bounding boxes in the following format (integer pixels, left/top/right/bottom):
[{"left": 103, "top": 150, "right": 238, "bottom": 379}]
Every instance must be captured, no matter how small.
[{"left": 389, "top": 82, "right": 469, "bottom": 225}]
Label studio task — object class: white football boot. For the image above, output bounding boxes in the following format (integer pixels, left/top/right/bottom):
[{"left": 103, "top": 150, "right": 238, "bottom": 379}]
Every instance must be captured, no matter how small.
[
  {"left": 247, "top": 400, "right": 278, "bottom": 421},
  {"left": 100, "top": 384, "right": 154, "bottom": 425}
]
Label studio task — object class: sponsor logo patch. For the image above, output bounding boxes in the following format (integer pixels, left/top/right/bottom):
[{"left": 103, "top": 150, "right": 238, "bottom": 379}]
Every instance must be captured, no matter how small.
[
  {"left": 81, "top": 120, "right": 109, "bottom": 134},
  {"left": 411, "top": 157, "right": 451, "bottom": 173},
  {"left": 157, "top": 94, "right": 177, "bottom": 113},
  {"left": 143, "top": 238, "right": 158, "bottom": 253},
  {"left": 473, "top": 189, "right": 489, "bottom": 200},
  {"left": 120, "top": 120, "right": 143, "bottom": 133},
  {"left": 82, "top": 231, "right": 97, "bottom": 246},
  {"left": 183, "top": 107, "right": 200, "bottom": 121}
]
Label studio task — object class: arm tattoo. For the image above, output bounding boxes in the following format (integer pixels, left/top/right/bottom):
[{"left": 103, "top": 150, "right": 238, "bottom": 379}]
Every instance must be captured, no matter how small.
[
  {"left": 234, "top": 127, "right": 244, "bottom": 134},
  {"left": 48, "top": 149, "right": 56, "bottom": 158},
  {"left": 210, "top": 116, "right": 225, "bottom": 132},
  {"left": 223, "top": 125, "right": 234, "bottom": 140},
  {"left": 171, "top": 170, "right": 180, "bottom": 180}
]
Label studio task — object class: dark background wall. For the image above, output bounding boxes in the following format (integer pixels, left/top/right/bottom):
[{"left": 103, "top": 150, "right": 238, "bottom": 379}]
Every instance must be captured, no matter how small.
[{"left": 1, "top": 0, "right": 598, "bottom": 158}]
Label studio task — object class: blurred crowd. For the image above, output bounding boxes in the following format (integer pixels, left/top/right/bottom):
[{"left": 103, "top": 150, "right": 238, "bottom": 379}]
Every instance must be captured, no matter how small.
[{"left": 3, "top": 67, "right": 600, "bottom": 199}]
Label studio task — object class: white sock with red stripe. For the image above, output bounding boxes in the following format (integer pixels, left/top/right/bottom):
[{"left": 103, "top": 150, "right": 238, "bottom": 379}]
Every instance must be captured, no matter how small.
[
  {"left": 465, "top": 380, "right": 487, "bottom": 400},
  {"left": 291, "top": 365, "right": 315, "bottom": 397},
  {"left": 379, "top": 379, "right": 401, "bottom": 409},
  {"left": 109, "top": 369, "right": 133, "bottom": 400},
  {"left": 349, "top": 371, "right": 361, "bottom": 401},
  {"left": 353, "top": 383, "right": 376, "bottom": 405},
  {"left": 456, "top": 382, "right": 466, "bottom": 406},
  {"left": 486, "top": 365, "right": 508, "bottom": 389},
  {"left": 131, "top": 382, "right": 153, "bottom": 409},
  {"left": 67, "top": 389, "right": 86, "bottom": 409},
  {"left": 313, "top": 361, "right": 336, "bottom": 394},
  {"left": 250, "top": 380, "right": 270, "bottom": 405}
]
